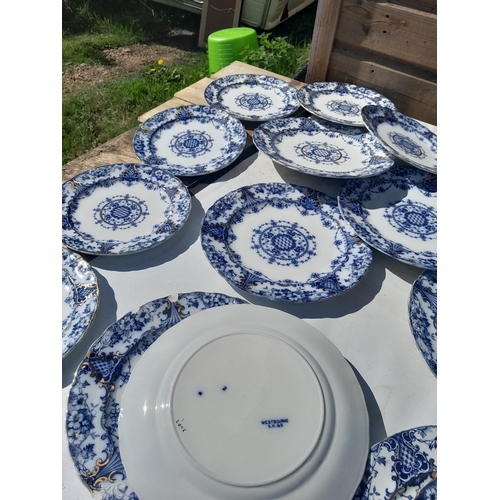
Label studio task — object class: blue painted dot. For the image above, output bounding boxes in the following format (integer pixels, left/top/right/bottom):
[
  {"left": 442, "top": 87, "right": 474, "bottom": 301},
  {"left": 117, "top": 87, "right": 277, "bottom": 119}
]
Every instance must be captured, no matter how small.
[
  {"left": 222, "top": 386, "right": 227, "bottom": 391},
  {"left": 198, "top": 391, "right": 203, "bottom": 396}
]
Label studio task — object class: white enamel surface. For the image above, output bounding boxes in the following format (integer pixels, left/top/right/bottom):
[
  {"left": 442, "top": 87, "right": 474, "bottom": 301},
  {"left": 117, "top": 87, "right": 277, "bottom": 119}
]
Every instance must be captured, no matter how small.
[
  {"left": 118, "top": 304, "right": 368, "bottom": 500},
  {"left": 218, "top": 85, "right": 289, "bottom": 118},
  {"left": 309, "top": 93, "right": 367, "bottom": 124},
  {"left": 72, "top": 182, "right": 171, "bottom": 242},
  {"left": 151, "top": 121, "right": 229, "bottom": 166},
  {"left": 171, "top": 333, "right": 324, "bottom": 486},
  {"left": 227, "top": 203, "right": 344, "bottom": 282},
  {"left": 363, "top": 185, "right": 436, "bottom": 254},
  {"left": 62, "top": 270, "right": 75, "bottom": 330},
  {"left": 377, "top": 122, "right": 436, "bottom": 170}
]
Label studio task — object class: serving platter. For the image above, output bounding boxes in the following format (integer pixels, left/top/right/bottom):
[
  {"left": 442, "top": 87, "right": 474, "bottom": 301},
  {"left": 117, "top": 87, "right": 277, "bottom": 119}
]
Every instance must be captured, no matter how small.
[
  {"left": 353, "top": 425, "right": 437, "bottom": 500},
  {"left": 133, "top": 105, "right": 246, "bottom": 176},
  {"left": 361, "top": 106, "right": 437, "bottom": 174},
  {"left": 118, "top": 304, "right": 369, "bottom": 500},
  {"left": 62, "top": 163, "right": 191, "bottom": 255},
  {"left": 297, "top": 82, "right": 397, "bottom": 126},
  {"left": 252, "top": 117, "right": 394, "bottom": 178},
  {"left": 204, "top": 74, "right": 299, "bottom": 121},
  {"left": 408, "top": 270, "right": 437, "bottom": 376},
  {"left": 62, "top": 246, "right": 99, "bottom": 358},
  {"left": 338, "top": 166, "right": 437, "bottom": 270},
  {"left": 65, "top": 292, "right": 247, "bottom": 500},
  {"left": 201, "top": 182, "right": 373, "bottom": 302}
]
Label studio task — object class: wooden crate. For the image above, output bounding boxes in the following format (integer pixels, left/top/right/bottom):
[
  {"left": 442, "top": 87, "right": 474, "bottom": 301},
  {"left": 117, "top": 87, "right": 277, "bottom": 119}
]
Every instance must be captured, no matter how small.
[{"left": 306, "top": 0, "right": 437, "bottom": 124}]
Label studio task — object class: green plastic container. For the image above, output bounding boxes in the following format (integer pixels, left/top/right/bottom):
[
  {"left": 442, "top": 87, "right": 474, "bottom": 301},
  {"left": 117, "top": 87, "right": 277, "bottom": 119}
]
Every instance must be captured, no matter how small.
[{"left": 207, "top": 27, "right": 258, "bottom": 75}]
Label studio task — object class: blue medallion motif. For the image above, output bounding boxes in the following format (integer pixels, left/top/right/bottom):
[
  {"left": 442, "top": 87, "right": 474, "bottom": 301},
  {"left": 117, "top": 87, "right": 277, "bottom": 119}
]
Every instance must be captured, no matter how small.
[
  {"left": 235, "top": 92, "right": 272, "bottom": 111},
  {"left": 384, "top": 200, "right": 437, "bottom": 241},
  {"left": 251, "top": 220, "right": 316, "bottom": 267},
  {"left": 388, "top": 132, "right": 426, "bottom": 159},
  {"left": 94, "top": 194, "right": 149, "bottom": 230},
  {"left": 295, "top": 141, "right": 348, "bottom": 165},
  {"left": 170, "top": 130, "right": 213, "bottom": 157},
  {"left": 326, "top": 98, "right": 360, "bottom": 117}
]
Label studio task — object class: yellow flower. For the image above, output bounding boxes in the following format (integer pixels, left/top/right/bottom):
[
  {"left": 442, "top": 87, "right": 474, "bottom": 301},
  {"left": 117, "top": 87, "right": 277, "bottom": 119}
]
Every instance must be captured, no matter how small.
[
  {"left": 150, "top": 68, "right": 156, "bottom": 73},
  {"left": 158, "top": 59, "right": 164, "bottom": 65}
]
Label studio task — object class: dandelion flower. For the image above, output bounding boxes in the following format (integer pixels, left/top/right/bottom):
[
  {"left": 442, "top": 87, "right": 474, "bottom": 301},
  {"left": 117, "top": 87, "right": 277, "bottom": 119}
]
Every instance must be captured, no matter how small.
[
  {"left": 158, "top": 59, "right": 164, "bottom": 65},
  {"left": 150, "top": 68, "right": 156, "bottom": 73}
]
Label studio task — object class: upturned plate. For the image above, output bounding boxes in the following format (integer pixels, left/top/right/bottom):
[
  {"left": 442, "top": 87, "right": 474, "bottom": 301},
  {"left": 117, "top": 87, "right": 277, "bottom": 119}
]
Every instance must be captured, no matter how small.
[
  {"left": 62, "top": 163, "right": 191, "bottom": 255},
  {"left": 297, "top": 82, "right": 397, "bottom": 126},
  {"left": 252, "top": 117, "right": 394, "bottom": 178},
  {"left": 353, "top": 425, "right": 437, "bottom": 500},
  {"left": 65, "top": 292, "right": 247, "bottom": 500},
  {"left": 119, "top": 304, "right": 369, "bottom": 500},
  {"left": 409, "top": 269, "right": 437, "bottom": 376},
  {"left": 133, "top": 105, "right": 247, "bottom": 176},
  {"left": 204, "top": 74, "right": 299, "bottom": 121},
  {"left": 338, "top": 166, "right": 437, "bottom": 270},
  {"left": 361, "top": 105, "right": 437, "bottom": 174},
  {"left": 201, "top": 182, "right": 373, "bottom": 302},
  {"left": 62, "top": 246, "right": 99, "bottom": 358}
]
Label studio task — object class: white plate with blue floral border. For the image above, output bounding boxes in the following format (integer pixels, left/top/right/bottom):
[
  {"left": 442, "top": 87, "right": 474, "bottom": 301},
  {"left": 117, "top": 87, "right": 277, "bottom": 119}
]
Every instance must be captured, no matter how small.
[
  {"left": 353, "top": 425, "right": 437, "bottom": 500},
  {"left": 408, "top": 269, "right": 437, "bottom": 376},
  {"left": 297, "top": 82, "right": 397, "bottom": 126},
  {"left": 338, "top": 166, "right": 437, "bottom": 270},
  {"left": 66, "top": 292, "right": 248, "bottom": 500},
  {"left": 201, "top": 182, "right": 373, "bottom": 302},
  {"left": 253, "top": 117, "right": 395, "bottom": 178},
  {"left": 62, "top": 163, "right": 191, "bottom": 255},
  {"left": 133, "top": 105, "right": 247, "bottom": 176},
  {"left": 361, "top": 105, "right": 437, "bottom": 174},
  {"left": 204, "top": 74, "right": 299, "bottom": 122},
  {"left": 62, "top": 246, "right": 99, "bottom": 358}
]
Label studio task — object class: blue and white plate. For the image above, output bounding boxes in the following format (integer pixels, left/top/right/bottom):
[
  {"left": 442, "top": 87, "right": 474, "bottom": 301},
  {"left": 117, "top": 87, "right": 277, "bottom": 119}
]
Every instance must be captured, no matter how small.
[
  {"left": 65, "top": 292, "right": 247, "bottom": 500},
  {"left": 297, "top": 82, "right": 397, "bottom": 126},
  {"left": 62, "top": 246, "right": 99, "bottom": 358},
  {"left": 253, "top": 117, "right": 394, "bottom": 178},
  {"left": 353, "top": 425, "right": 437, "bottom": 500},
  {"left": 133, "top": 105, "right": 247, "bottom": 176},
  {"left": 204, "top": 74, "right": 299, "bottom": 121},
  {"left": 338, "top": 166, "right": 437, "bottom": 270},
  {"left": 361, "top": 105, "right": 437, "bottom": 174},
  {"left": 62, "top": 163, "right": 191, "bottom": 255},
  {"left": 409, "top": 270, "right": 437, "bottom": 376},
  {"left": 201, "top": 183, "right": 373, "bottom": 302}
]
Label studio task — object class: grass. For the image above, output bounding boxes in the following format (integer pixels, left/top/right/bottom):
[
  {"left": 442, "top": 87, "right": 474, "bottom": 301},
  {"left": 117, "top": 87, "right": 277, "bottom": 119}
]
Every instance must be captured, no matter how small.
[{"left": 62, "top": 0, "right": 317, "bottom": 165}]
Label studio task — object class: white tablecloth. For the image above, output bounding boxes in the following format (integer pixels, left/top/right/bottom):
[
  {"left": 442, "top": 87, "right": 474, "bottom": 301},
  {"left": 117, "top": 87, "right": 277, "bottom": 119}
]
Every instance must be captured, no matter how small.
[{"left": 62, "top": 147, "right": 438, "bottom": 499}]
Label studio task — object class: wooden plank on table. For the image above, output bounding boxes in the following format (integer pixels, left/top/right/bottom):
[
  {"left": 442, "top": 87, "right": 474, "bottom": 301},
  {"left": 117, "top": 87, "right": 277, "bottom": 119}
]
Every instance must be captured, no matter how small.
[
  {"left": 336, "top": 0, "right": 437, "bottom": 72},
  {"left": 306, "top": 0, "right": 343, "bottom": 83},
  {"left": 62, "top": 128, "right": 139, "bottom": 183},
  {"left": 327, "top": 51, "right": 437, "bottom": 124},
  {"left": 137, "top": 96, "right": 193, "bottom": 123},
  {"left": 380, "top": 0, "right": 436, "bottom": 15},
  {"left": 198, "top": 0, "right": 243, "bottom": 48},
  {"left": 174, "top": 77, "right": 214, "bottom": 105}
]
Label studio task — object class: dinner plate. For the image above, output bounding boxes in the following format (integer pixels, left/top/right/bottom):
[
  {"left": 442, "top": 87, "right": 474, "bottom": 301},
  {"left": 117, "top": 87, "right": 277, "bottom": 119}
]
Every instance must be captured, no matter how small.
[
  {"left": 338, "top": 166, "right": 437, "bottom": 269},
  {"left": 201, "top": 182, "right": 373, "bottom": 302},
  {"left": 252, "top": 117, "right": 394, "bottom": 178},
  {"left": 65, "top": 292, "right": 247, "bottom": 500},
  {"left": 408, "top": 269, "right": 437, "bottom": 376},
  {"left": 353, "top": 425, "right": 437, "bottom": 500},
  {"left": 204, "top": 74, "right": 299, "bottom": 121},
  {"left": 62, "top": 163, "right": 191, "bottom": 255},
  {"left": 133, "top": 105, "right": 247, "bottom": 176},
  {"left": 118, "top": 304, "right": 369, "bottom": 500},
  {"left": 297, "top": 82, "right": 397, "bottom": 126},
  {"left": 62, "top": 246, "right": 99, "bottom": 358},
  {"left": 361, "top": 105, "right": 437, "bottom": 174}
]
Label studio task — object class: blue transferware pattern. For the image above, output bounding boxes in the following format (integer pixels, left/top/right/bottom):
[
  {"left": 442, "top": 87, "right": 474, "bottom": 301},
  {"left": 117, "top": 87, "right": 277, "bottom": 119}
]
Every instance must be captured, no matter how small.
[
  {"left": 66, "top": 292, "right": 247, "bottom": 500},
  {"left": 204, "top": 74, "right": 299, "bottom": 121},
  {"left": 409, "top": 270, "right": 437, "bottom": 376},
  {"left": 253, "top": 117, "right": 395, "bottom": 178},
  {"left": 62, "top": 163, "right": 191, "bottom": 255},
  {"left": 297, "top": 82, "right": 397, "bottom": 126},
  {"left": 62, "top": 246, "right": 99, "bottom": 358},
  {"left": 133, "top": 105, "right": 246, "bottom": 176},
  {"left": 201, "top": 182, "right": 373, "bottom": 302},
  {"left": 361, "top": 105, "right": 437, "bottom": 174},
  {"left": 338, "top": 166, "right": 437, "bottom": 270},
  {"left": 353, "top": 425, "right": 437, "bottom": 500}
]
